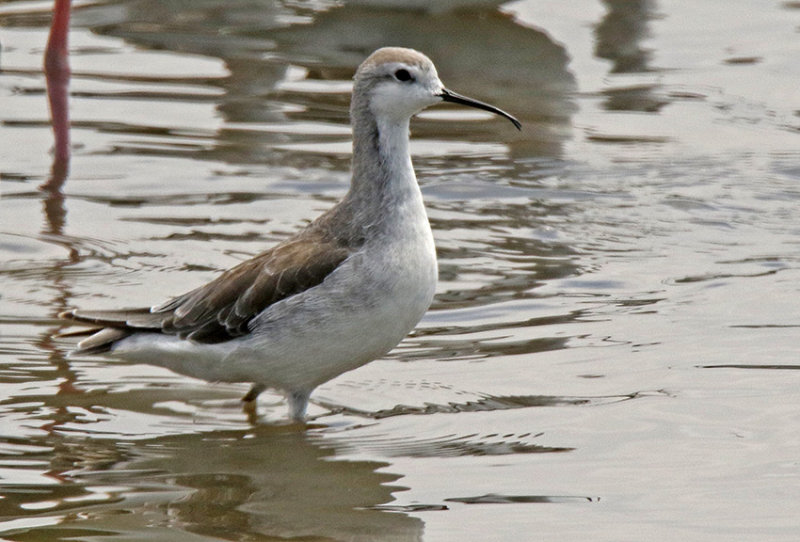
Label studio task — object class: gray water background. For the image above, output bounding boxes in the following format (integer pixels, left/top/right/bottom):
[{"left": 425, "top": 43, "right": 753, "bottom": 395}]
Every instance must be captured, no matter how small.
[{"left": 1, "top": 0, "right": 799, "bottom": 540}]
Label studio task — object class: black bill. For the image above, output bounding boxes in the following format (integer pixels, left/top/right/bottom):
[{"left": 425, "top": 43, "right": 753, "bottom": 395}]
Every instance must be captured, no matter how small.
[{"left": 438, "top": 88, "right": 521, "bottom": 130}]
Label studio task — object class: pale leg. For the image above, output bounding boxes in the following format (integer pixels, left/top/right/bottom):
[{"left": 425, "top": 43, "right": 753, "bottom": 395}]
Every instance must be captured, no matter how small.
[{"left": 287, "top": 390, "right": 311, "bottom": 422}]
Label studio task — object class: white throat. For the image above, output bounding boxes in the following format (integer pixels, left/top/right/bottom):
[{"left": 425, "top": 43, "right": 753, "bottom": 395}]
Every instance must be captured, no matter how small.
[{"left": 376, "top": 115, "right": 415, "bottom": 191}]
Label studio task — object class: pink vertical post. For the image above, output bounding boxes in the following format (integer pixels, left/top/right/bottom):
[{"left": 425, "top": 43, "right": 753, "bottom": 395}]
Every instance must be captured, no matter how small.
[{"left": 43, "top": 0, "right": 71, "bottom": 173}]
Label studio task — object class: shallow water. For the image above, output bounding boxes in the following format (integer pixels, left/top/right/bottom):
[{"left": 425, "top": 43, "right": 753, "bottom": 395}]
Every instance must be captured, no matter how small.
[{"left": 1, "top": 0, "right": 799, "bottom": 540}]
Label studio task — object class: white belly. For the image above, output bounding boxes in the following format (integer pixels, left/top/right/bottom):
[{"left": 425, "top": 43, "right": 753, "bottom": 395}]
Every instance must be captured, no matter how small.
[{"left": 234, "top": 228, "right": 438, "bottom": 390}]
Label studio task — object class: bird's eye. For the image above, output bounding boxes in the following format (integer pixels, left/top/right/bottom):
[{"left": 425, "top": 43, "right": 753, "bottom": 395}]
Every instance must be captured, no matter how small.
[{"left": 394, "top": 68, "right": 413, "bottom": 82}]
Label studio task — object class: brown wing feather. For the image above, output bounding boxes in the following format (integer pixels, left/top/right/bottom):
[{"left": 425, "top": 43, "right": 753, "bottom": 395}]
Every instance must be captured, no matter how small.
[{"left": 60, "top": 229, "right": 352, "bottom": 352}]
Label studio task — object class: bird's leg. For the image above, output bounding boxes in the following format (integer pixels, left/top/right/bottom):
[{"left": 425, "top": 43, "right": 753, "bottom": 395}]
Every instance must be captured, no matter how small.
[
  {"left": 241, "top": 383, "right": 266, "bottom": 419},
  {"left": 287, "top": 390, "right": 310, "bottom": 422}
]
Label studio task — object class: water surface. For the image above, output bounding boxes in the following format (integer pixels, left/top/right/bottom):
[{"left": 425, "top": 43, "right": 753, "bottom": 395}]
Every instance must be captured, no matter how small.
[{"left": 1, "top": 0, "right": 799, "bottom": 540}]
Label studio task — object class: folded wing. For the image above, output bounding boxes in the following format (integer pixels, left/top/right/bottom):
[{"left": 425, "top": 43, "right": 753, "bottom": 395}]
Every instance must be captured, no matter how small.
[{"left": 60, "top": 231, "right": 351, "bottom": 354}]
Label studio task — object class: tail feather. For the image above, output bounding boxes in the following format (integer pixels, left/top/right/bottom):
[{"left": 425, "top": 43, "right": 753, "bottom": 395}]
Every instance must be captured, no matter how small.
[
  {"left": 55, "top": 326, "right": 102, "bottom": 338},
  {"left": 59, "top": 308, "right": 164, "bottom": 329},
  {"left": 59, "top": 308, "right": 156, "bottom": 355},
  {"left": 74, "top": 327, "right": 132, "bottom": 355}
]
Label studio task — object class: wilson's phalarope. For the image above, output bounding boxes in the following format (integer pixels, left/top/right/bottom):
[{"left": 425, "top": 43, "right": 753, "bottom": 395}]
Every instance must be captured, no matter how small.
[{"left": 60, "top": 47, "right": 520, "bottom": 422}]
